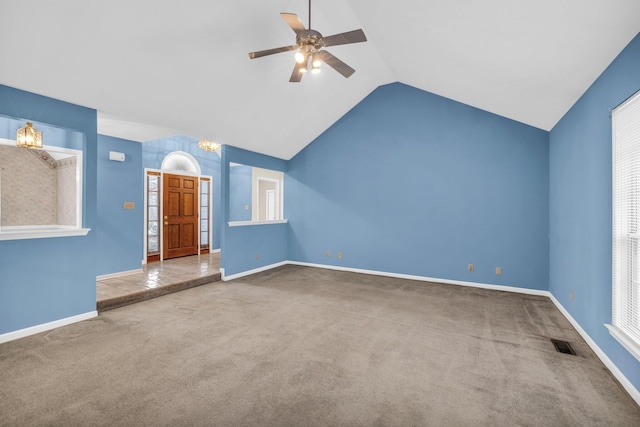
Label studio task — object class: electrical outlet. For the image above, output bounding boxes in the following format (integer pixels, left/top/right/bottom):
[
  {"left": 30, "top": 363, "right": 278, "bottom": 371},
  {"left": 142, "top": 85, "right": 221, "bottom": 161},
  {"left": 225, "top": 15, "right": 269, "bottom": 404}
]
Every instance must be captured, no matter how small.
[
  {"left": 338, "top": 252, "right": 343, "bottom": 259},
  {"left": 496, "top": 267, "right": 502, "bottom": 275},
  {"left": 245, "top": 204, "right": 250, "bottom": 210},
  {"left": 326, "top": 251, "right": 330, "bottom": 257},
  {"left": 468, "top": 263, "right": 474, "bottom": 272}
]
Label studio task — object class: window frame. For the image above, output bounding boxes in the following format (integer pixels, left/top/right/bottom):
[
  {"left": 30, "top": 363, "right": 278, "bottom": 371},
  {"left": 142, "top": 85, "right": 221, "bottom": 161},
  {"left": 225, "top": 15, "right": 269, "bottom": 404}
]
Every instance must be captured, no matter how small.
[
  {"left": 609, "top": 89, "right": 640, "bottom": 362},
  {"left": 199, "top": 176, "right": 211, "bottom": 254}
]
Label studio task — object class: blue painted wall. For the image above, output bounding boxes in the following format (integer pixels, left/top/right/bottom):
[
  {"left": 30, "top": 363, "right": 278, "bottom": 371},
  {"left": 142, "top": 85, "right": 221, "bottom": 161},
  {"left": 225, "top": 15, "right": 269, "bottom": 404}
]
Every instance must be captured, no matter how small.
[
  {"left": 143, "top": 135, "right": 222, "bottom": 250},
  {"left": 229, "top": 165, "right": 253, "bottom": 221},
  {"left": 97, "top": 135, "right": 143, "bottom": 275},
  {"left": 549, "top": 33, "right": 640, "bottom": 390},
  {"left": 287, "top": 83, "right": 549, "bottom": 290},
  {"left": 0, "top": 84, "right": 97, "bottom": 334},
  {"left": 221, "top": 145, "right": 288, "bottom": 276},
  {"left": 0, "top": 117, "right": 84, "bottom": 151}
]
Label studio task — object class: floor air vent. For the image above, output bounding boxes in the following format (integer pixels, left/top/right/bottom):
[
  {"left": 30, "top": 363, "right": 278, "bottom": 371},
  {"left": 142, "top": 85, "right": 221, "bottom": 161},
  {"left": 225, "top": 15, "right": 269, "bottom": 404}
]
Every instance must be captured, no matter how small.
[{"left": 551, "top": 339, "right": 576, "bottom": 355}]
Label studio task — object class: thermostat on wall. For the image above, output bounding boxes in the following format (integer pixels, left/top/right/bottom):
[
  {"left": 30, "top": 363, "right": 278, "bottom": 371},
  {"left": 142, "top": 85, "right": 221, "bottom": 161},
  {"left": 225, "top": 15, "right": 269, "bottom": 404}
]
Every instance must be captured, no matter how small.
[{"left": 109, "top": 151, "right": 125, "bottom": 162}]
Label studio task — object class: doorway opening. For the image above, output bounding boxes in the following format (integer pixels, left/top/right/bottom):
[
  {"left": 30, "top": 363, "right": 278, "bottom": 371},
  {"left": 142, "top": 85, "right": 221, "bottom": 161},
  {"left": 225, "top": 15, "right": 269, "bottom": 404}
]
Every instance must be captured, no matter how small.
[{"left": 144, "top": 151, "right": 213, "bottom": 263}]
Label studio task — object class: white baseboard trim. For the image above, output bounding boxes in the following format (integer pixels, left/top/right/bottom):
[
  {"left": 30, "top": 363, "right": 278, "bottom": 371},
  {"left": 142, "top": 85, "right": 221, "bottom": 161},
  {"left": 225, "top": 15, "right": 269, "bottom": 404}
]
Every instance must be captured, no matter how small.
[
  {"left": 221, "top": 261, "right": 288, "bottom": 281},
  {"left": 0, "top": 311, "right": 98, "bottom": 344},
  {"left": 548, "top": 294, "right": 640, "bottom": 405},
  {"left": 97, "top": 268, "right": 143, "bottom": 281},
  {"left": 287, "top": 261, "right": 549, "bottom": 297},
  {"left": 211, "top": 248, "right": 221, "bottom": 254}
]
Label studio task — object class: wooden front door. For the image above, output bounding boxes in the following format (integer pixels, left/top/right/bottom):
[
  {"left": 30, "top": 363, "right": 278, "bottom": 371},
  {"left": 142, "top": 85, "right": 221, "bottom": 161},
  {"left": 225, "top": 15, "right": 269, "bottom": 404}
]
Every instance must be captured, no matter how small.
[{"left": 163, "top": 173, "right": 199, "bottom": 259}]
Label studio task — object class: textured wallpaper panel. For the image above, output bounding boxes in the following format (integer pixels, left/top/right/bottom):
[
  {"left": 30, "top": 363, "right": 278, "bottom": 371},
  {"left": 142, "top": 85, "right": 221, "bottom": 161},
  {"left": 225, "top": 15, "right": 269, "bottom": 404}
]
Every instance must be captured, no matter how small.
[
  {"left": 0, "top": 145, "right": 56, "bottom": 226},
  {"left": 56, "top": 157, "right": 77, "bottom": 226}
]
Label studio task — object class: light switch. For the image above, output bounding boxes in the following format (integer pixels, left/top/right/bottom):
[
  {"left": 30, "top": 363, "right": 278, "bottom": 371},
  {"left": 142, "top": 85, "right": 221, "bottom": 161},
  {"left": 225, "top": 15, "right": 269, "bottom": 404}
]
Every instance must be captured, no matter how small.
[{"left": 124, "top": 202, "right": 135, "bottom": 210}]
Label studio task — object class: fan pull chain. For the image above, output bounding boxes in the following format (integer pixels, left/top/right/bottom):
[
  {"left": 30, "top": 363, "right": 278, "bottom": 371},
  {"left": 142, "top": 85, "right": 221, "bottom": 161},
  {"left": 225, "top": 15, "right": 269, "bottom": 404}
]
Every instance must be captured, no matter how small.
[{"left": 309, "top": 0, "right": 311, "bottom": 29}]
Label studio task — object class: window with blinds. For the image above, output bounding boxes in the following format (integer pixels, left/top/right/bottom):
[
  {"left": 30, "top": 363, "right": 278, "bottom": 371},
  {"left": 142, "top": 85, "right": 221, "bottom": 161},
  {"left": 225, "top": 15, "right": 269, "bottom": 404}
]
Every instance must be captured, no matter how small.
[{"left": 609, "top": 89, "right": 640, "bottom": 362}]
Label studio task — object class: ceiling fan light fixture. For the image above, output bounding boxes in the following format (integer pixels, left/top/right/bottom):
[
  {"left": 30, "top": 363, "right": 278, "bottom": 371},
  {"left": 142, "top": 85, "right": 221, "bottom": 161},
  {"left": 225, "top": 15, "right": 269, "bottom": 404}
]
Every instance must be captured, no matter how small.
[
  {"left": 295, "top": 51, "right": 305, "bottom": 63},
  {"left": 312, "top": 57, "right": 321, "bottom": 68},
  {"left": 311, "top": 65, "right": 321, "bottom": 74},
  {"left": 299, "top": 66, "right": 308, "bottom": 73}
]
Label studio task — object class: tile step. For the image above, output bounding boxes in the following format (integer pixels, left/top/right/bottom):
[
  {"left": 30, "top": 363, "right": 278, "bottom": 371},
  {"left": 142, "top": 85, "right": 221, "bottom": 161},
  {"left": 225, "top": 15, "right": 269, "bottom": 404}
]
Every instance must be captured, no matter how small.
[{"left": 97, "top": 273, "right": 222, "bottom": 312}]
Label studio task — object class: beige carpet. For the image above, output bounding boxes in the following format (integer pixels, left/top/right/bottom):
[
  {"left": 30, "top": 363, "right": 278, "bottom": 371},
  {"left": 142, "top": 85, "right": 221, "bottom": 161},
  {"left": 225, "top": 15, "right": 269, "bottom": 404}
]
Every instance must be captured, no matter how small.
[{"left": 1, "top": 265, "right": 639, "bottom": 426}]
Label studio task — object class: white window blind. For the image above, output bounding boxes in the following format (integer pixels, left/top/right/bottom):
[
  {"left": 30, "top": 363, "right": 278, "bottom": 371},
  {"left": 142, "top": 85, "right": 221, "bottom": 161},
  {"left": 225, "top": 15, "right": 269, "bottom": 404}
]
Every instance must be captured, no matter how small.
[{"left": 610, "top": 89, "right": 640, "bottom": 361}]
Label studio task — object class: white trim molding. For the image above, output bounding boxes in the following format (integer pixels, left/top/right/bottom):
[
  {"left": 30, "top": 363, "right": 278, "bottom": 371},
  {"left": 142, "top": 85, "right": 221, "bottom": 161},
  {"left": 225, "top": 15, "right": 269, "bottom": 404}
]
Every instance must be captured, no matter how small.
[
  {"left": 549, "top": 295, "right": 640, "bottom": 405},
  {"left": 228, "top": 219, "right": 288, "bottom": 227},
  {"left": 0, "top": 311, "right": 98, "bottom": 344},
  {"left": 288, "top": 261, "right": 549, "bottom": 296},
  {"left": 0, "top": 226, "right": 90, "bottom": 241},
  {"left": 96, "top": 268, "right": 143, "bottom": 281},
  {"left": 605, "top": 323, "right": 640, "bottom": 362},
  {"left": 221, "top": 261, "right": 288, "bottom": 281}
]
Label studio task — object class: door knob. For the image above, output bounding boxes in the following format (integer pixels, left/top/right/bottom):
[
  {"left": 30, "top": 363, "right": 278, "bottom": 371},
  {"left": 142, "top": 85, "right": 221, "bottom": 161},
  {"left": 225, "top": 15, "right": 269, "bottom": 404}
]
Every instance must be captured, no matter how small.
[{"left": 164, "top": 222, "right": 169, "bottom": 225}]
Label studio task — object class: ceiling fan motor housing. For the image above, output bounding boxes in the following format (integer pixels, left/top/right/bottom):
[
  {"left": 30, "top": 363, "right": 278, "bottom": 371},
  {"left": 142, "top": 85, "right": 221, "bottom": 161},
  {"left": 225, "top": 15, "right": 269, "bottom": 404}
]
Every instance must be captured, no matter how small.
[{"left": 297, "top": 29, "right": 324, "bottom": 55}]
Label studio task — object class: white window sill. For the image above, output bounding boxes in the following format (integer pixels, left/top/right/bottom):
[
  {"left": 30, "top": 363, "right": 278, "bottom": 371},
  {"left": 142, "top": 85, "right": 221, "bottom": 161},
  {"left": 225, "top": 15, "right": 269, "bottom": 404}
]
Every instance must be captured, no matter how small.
[
  {"left": 228, "top": 220, "right": 288, "bottom": 227},
  {"left": 0, "top": 226, "right": 91, "bottom": 241},
  {"left": 605, "top": 324, "right": 640, "bottom": 362}
]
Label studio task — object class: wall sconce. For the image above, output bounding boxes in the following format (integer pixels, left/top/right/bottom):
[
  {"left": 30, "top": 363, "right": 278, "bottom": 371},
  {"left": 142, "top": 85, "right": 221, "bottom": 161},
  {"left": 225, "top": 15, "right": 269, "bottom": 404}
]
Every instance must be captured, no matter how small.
[
  {"left": 198, "top": 139, "right": 221, "bottom": 152},
  {"left": 16, "top": 122, "right": 43, "bottom": 149}
]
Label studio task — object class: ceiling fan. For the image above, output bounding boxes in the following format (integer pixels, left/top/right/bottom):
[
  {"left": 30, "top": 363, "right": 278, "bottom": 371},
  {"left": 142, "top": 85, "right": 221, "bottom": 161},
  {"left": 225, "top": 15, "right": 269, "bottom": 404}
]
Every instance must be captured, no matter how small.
[{"left": 248, "top": 0, "right": 367, "bottom": 82}]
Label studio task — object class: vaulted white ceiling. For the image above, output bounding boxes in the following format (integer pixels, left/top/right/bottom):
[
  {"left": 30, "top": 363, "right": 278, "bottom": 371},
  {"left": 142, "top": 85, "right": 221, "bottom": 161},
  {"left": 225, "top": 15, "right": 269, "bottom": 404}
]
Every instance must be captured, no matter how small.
[{"left": 1, "top": 1, "right": 639, "bottom": 159}]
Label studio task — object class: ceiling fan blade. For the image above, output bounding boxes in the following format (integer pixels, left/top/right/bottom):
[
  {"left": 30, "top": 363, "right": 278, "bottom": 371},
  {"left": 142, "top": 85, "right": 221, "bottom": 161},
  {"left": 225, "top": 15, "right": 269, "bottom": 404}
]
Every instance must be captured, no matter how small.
[
  {"left": 322, "top": 29, "right": 367, "bottom": 47},
  {"left": 248, "top": 45, "right": 297, "bottom": 59},
  {"left": 316, "top": 50, "right": 355, "bottom": 78},
  {"left": 281, "top": 13, "right": 307, "bottom": 38},
  {"left": 289, "top": 62, "right": 305, "bottom": 83}
]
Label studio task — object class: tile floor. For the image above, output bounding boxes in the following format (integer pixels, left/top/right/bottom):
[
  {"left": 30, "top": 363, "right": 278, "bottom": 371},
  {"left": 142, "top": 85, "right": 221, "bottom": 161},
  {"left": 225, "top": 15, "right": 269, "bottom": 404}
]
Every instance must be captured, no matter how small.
[{"left": 96, "top": 252, "right": 221, "bottom": 310}]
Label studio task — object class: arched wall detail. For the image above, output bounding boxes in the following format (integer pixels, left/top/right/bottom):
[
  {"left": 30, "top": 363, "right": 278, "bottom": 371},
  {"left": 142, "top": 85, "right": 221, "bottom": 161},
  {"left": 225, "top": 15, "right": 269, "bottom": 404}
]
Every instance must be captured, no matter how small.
[{"left": 161, "top": 151, "right": 201, "bottom": 175}]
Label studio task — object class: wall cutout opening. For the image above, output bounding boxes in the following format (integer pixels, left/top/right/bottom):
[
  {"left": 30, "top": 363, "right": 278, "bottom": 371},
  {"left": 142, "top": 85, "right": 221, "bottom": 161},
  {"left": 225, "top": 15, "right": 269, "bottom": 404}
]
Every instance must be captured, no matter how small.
[
  {"left": 0, "top": 137, "right": 88, "bottom": 240},
  {"left": 229, "top": 163, "right": 285, "bottom": 225}
]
